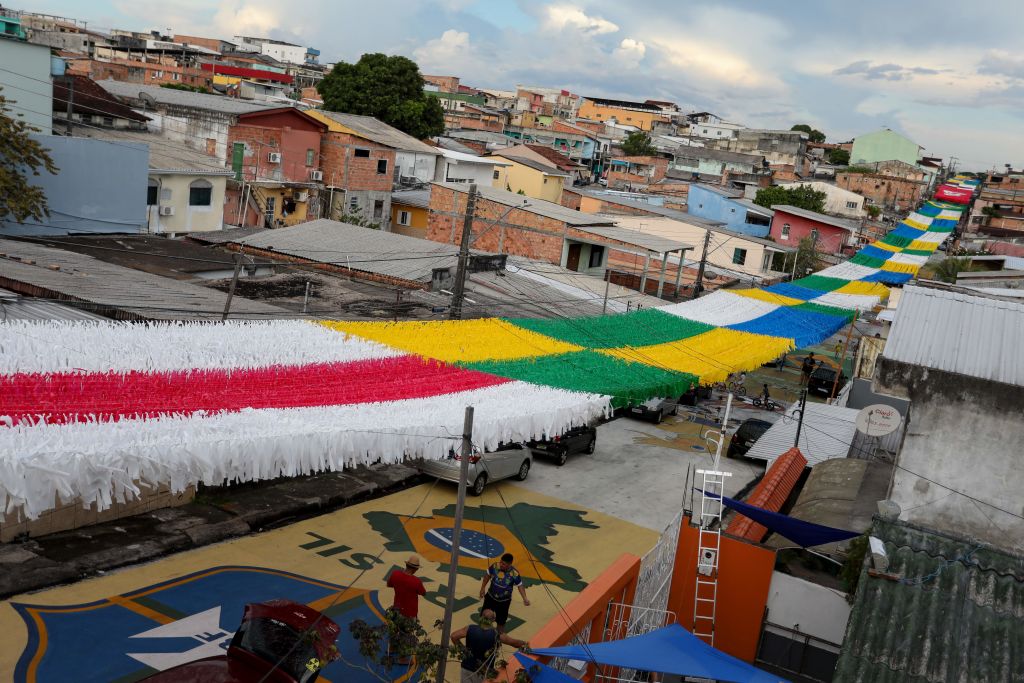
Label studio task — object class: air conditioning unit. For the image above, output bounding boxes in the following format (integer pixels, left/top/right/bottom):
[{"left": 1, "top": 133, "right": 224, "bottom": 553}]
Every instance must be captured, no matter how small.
[
  {"left": 309, "top": 169, "right": 323, "bottom": 181},
  {"left": 697, "top": 548, "right": 717, "bottom": 576},
  {"left": 296, "top": 191, "right": 309, "bottom": 202},
  {"left": 267, "top": 152, "right": 282, "bottom": 163},
  {"left": 159, "top": 206, "right": 175, "bottom": 216}
]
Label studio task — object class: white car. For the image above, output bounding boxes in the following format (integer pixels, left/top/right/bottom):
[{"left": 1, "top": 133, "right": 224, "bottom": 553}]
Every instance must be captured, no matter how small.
[{"left": 419, "top": 444, "right": 531, "bottom": 495}]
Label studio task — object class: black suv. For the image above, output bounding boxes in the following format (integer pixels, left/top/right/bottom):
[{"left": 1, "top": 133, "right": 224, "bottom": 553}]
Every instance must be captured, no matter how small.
[
  {"left": 529, "top": 425, "right": 597, "bottom": 466},
  {"left": 727, "top": 418, "right": 773, "bottom": 458},
  {"left": 808, "top": 365, "right": 848, "bottom": 397}
]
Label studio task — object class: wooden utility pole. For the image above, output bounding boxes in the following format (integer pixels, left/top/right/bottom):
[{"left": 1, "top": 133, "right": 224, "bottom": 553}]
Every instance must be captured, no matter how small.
[
  {"left": 793, "top": 389, "right": 807, "bottom": 448},
  {"left": 690, "top": 230, "right": 713, "bottom": 300},
  {"left": 436, "top": 406, "right": 474, "bottom": 683},
  {"left": 602, "top": 268, "right": 611, "bottom": 314},
  {"left": 221, "top": 253, "right": 243, "bottom": 321},
  {"left": 829, "top": 311, "right": 858, "bottom": 400},
  {"left": 449, "top": 184, "right": 478, "bottom": 320}
]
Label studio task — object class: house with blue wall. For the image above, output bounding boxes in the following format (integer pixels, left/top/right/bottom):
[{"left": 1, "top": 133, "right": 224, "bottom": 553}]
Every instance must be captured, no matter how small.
[{"left": 686, "top": 184, "right": 774, "bottom": 237}]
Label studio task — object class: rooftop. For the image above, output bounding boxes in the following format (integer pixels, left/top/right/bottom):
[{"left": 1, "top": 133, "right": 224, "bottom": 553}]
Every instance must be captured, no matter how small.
[
  {"left": 692, "top": 183, "right": 743, "bottom": 199},
  {"left": 438, "top": 148, "right": 510, "bottom": 166},
  {"left": 312, "top": 111, "right": 438, "bottom": 155},
  {"left": 0, "top": 287, "right": 106, "bottom": 321},
  {"left": 885, "top": 284, "right": 1024, "bottom": 387},
  {"left": 78, "top": 129, "right": 231, "bottom": 175},
  {"left": 583, "top": 95, "right": 664, "bottom": 112},
  {"left": 745, "top": 401, "right": 860, "bottom": 467},
  {"left": 835, "top": 517, "right": 1024, "bottom": 683},
  {"left": 574, "top": 224, "right": 692, "bottom": 255},
  {"left": 672, "top": 146, "right": 766, "bottom": 165},
  {"left": 390, "top": 189, "right": 431, "bottom": 210},
  {"left": 524, "top": 144, "right": 585, "bottom": 171},
  {"left": 53, "top": 75, "right": 149, "bottom": 123},
  {"left": 434, "top": 182, "right": 616, "bottom": 227},
  {"left": 98, "top": 79, "right": 276, "bottom": 115},
  {"left": 771, "top": 205, "right": 862, "bottom": 232},
  {"left": 489, "top": 152, "right": 569, "bottom": 176},
  {"left": 232, "top": 219, "right": 461, "bottom": 284}
]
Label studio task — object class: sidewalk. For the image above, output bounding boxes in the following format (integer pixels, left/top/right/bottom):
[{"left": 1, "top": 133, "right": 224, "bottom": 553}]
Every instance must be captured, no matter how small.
[{"left": 0, "top": 463, "right": 421, "bottom": 599}]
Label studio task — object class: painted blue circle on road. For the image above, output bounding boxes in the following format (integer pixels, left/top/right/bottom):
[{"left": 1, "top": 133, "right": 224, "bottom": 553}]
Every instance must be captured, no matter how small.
[{"left": 424, "top": 527, "right": 504, "bottom": 559}]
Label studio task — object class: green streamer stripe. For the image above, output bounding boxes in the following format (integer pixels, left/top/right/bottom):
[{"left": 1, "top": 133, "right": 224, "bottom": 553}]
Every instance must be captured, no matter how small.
[
  {"left": 791, "top": 275, "right": 852, "bottom": 292},
  {"left": 794, "top": 301, "right": 857, "bottom": 321},
  {"left": 900, "top": 248, "right": 934, "bottom": 257},
  {"left": 462, "top": 351, "right": 698, "bottom": 408},
  {"left": 506, "top": 309, "right": 713, "bottom": 349},
  {"left": 879, "top": 234, "right": 914, "bottom": 249},
  {"left": 851, "top": 254, "right": 889, "bottom": 268}
]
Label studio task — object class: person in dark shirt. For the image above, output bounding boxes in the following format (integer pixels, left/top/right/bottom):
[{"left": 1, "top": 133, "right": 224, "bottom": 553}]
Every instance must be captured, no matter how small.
[
  {"left": 479, "top": 553, "right": 529, "bottom": 633},
  {"left": 800, "top": 352, "right": 816, "bottom": 386},
  {"left": 386, "top": 554, "right": 426, "bottom": 619},
  {"left": 451, "top": 609, "right": 527, "bottom": 683}
]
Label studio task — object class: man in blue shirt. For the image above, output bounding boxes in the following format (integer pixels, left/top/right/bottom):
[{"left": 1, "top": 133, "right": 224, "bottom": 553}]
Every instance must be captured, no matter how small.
[
  {"left": 478, "top": 552, "right": 530, "bottom": 633},
  {"left": 451, "top": 608, "right": 527, "bottom": 683}
]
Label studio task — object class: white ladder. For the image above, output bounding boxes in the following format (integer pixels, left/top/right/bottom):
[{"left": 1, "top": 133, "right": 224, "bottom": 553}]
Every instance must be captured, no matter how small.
[{"left": 693, "top": 468, "right": 730, "bottom": 646}]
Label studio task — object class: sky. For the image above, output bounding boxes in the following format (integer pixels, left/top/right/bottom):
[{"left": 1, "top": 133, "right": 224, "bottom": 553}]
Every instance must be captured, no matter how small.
[{"left": 18, "top": 0, "right": 1024, "bottom": 170}]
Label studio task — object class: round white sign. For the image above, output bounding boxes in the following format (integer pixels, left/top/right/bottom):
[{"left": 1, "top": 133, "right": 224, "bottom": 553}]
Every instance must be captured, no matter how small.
[{"left": 855, "top": 404, "right": 903, "bottom": 437}]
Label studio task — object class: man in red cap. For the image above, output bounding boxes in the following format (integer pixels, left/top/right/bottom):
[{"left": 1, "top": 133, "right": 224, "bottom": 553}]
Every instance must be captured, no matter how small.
[{"left": 387, "top": 554, "right": 426, "bottom": 619}]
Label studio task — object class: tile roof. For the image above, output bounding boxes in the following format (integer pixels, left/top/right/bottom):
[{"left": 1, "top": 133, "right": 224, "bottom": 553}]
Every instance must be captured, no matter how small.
[
  {"left": 524, "top": 144, "right": 585, "bottom": 171},
  {"left": 233, "top": 218, "right": 460, "bottom": 284},
  {"left": 434, "top": 182, "right": 616, "bottom": 227},
  {"left": 313, "top": 111, "right": 439, "bottom": 155},
  {"left": 53, "top": 75, "right": 150, "bottom": 122},
  {"left": 726, "top": 447, "right": 806, "bottom": 542},
  {"left": 835, "top": 517, "right": 1024, "bottom": 683},
  {"left": 772, "top": 205, "right": 862, "bottom": 232},
  {"left": 98, "top": 80, "right": 276, "bottom": 115},
  {"left": 885, "top": 284, "right": 1024, "bottom": 387}
]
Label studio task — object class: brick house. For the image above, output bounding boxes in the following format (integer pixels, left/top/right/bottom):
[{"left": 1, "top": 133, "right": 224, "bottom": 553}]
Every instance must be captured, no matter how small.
[
  {"left": 835, "top": 171, "right": 926, "bottom": 212},
  {"left": 428, "top": 183, "right": 693, "bottom": 299},
  {"left": 606, "top": 155, "right": 669, "bottom": 190},
  {"left": 227, "top": 107, "right": 327, "bottom": 228},
  {"left": 769, "top": 205, "right": 861, "bottom": 256}
]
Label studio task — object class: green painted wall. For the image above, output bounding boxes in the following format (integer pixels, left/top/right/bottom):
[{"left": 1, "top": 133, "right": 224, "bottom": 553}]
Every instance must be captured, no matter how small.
[{"left": 850, "top": 129, "right": 920, "bottom": 166}]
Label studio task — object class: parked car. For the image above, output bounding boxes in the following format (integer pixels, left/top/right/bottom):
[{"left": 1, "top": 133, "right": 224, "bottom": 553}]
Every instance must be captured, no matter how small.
[
  {"left": 529, "top": 425, "right": 597, "bottom": 466},
  {"left": 808, "top": 365, "right": 848, "bottom": 397},
  {"left": 624, "top": 397, "right": 677, "bottom": 423},
  {"left": 419, "top": 443, "right": 531, "bottom": 495},
  {"left": 727, "top": 418, "right": 774, "bottom": 458}
]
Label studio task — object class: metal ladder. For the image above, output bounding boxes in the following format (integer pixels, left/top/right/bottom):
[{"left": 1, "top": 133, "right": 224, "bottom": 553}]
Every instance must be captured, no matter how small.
[{"left": 693, "top": 468, "right": 731, "bottom": 646}]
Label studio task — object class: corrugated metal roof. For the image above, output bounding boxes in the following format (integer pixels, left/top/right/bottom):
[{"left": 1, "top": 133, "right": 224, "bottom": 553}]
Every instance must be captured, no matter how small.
[
  {"left": 0, "top": 239, "right": 292, "bottom": 320},
  {"left": 234, "top": 219, "right": 460, "bottom": 283},
  {"left": 0, "top": 287, "right": 106, "bottom": 321},
  {"left": 314, "top": 111, "right": 439, "bottom": 155},
  {"left": 391, "top": 190, "right": 431, "bottom": 210},
  {"left": 490, "top": 153, "right": 569, "bottom": 176},
  {"left": 885, "top": 284, "right": 1024, "bottom": 387},
  {"left": 98, "top": 80, "right": 275, "bottom": 115},
  {"left": 435, "top": 182, "right": 617, "bottom": 227},
  {"left": 188, "top": 226, "right": 270, "bottom": 244},
  {"left": 79, "top": 129, "right": 232, "bottom": 175},
  {"left": 574, "top": 224, "right": 693, "bottom": 255},
  {"left": 745, "top": 401, "right": 860, "bottom": 467},
  {"left": 727, "top": 447, "right": 806, "bottom": 542},
  {"left": 835, "top": 517, "right": 1024, "bottom": 683}
]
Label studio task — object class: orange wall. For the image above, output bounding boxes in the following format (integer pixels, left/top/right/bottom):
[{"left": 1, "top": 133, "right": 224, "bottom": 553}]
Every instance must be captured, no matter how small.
[{"left": 667, "top": 524, "right": 776, "bottom": 662}]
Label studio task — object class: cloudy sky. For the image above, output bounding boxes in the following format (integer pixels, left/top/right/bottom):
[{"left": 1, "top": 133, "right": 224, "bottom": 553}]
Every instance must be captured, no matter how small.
[{"left": 21, "top": 0, "right": 1024, "bottom": 169}]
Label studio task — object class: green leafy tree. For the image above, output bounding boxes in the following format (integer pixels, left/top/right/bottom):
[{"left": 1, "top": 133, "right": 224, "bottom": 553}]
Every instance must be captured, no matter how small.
[
  {"left": 927, "top": 257, "right": 975, "bottom": 284},
  {"left": 621, "top": 131, "right": 657, "bottom": 156},
  {"left": 864, "top": 204, "right": 881, "bottom": 219},
  {"left": 770, "top": 235, "right": 823, "bottom": 275},
  {"left": 827, "top": 148, "right": 850, "bottom": 165},
  {"left": 754, "top": 185, "right": 827, "bottom": 213},
  {"left": 791, "top": 123, "right": 826, "bottom": 143},
  {"left": 317, "top": 53, "right": 445, "bottom": 139},
  {"left": 0, "top": 89, "right": 58, "bottom": 224}
]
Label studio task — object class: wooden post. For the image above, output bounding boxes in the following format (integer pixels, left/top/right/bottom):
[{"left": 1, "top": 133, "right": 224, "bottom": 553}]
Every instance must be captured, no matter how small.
[
  {"left": 221, "top": 253, "right": 243, "bottom": 321},
  {"left": 829, "top": 311, "right": 858, "bottom": 400}
]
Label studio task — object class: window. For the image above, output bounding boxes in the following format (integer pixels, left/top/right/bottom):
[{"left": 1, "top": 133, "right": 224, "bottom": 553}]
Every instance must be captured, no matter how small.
[
  {"left": 349, "top": 196, "right": 360, "bottom": 212},
  {"left": 493, "top": 170, "right": 500, "bottom": 180},
  {"left": 373, "top": 200, "right": 384, "bottom": 221},
  {"left": 306, "top": 149, "right": 315, "bottom": 166},
  {"left": 188, "top": 179, "right": 213, "bottom": 206},
  {"left": 846, "top": 201, "right": 857, "bottom": 209},
  {"left": 147, "top": 179, "right": 159, "bottom": 206},
  {"left": 398, "top": 210, "right": 411, "bottom": 226},
  {"left": 543, "top": 177, "right": 549, "bottom": 184},
  {"left": 354, "top": 148, "right": 370, "bottom": 158},
  {"left": 732, "top": 248, "right": 747, "bottom": 265},
  {"left": 589, "top": 245, "right": 605, "bottom": 268},
  {"left": 103, "top": 116, "right": 114, "bottom": 127},
  {"left": 377, "top": 159, "right": 388, "bottom": 174},
  {"left": 730, "top": 207, "right": 736, "bottom": 213},
  {"left": 781, "top": 223, "right": 791, "bottom": 239}
]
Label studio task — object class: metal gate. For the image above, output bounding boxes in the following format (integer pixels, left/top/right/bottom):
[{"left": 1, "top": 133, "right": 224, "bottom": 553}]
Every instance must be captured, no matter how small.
[{"left": 631, "top": 507, "right": 684, "bottom": 619}]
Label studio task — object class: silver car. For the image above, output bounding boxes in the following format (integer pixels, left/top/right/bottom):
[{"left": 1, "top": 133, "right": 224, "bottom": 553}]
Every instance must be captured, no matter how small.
[{"left": 419, "top": 444, "right": 531, "bottom": 496}]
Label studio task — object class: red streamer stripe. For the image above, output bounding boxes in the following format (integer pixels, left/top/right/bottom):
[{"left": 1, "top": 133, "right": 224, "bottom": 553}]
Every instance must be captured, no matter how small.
[{"left": 0, "top": 356, "right": 510, "bottom": 426}]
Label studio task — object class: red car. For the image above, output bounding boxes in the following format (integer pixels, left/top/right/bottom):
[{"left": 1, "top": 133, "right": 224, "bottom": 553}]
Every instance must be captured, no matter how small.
[{"left": 142, "top": 600, "right": 340, "bottom": 683}]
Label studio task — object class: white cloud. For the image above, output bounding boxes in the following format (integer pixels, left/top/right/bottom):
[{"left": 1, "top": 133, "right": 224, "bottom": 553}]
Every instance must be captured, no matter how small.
[
  {"left": 211, "top": 0, "right": 285, "bottom": 37},
  {"left": 542, "top": 5, "right": 619, "bottom": 35},
  {"left": 413, "top": 29, "right": 477, "bottom": 73},
  {"left": 612, "top": 38, "right": 646, "bottom": 67}
]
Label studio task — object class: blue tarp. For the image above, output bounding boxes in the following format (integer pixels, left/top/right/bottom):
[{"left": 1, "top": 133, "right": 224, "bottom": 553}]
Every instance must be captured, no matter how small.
[
  {"left": 764, "top": 282, "right": 822, "bottom": 301},
  {"left": 514, "top": 653, "right": 580, "bottom": 682},
  {"left": 702, "top": 490, "right": 860, "bottom": 547},
  {"left": 530, "top": 624, "right": 787, "bottom": 683},
  {"left": 858, "top": 245, "right": 896, "bottom": 261},
  {"left": 728, "top": 306, "right": 848, "bottom": 349},
  {"left": 862, "top": 270, "right": 914, "bottom": 284}
]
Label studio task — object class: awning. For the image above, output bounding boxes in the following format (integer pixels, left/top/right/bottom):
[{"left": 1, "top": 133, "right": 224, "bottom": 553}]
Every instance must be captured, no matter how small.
[
  {"left": 514, "top": 653, "right": 582, "bottom": 682},
  {"left": 530, "top": 624, "right": 788, "bottom": 683}
]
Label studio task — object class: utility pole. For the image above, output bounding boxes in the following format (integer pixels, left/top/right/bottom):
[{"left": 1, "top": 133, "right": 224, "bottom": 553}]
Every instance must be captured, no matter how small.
[
  {"left": 436, "top": 406, "right": 474, "bottom": 683},
  {"left": 602, "top": 268, "right": 611, "bottom": 314},
  {"left": 65, "top": 77, "right": 74, "bottom": 136},
  {"left": 448, "top": 183, "right": 478, "bottom": 320},
  {"left": 690, "top": 230, "right": 712, "bottom": 300},
  {"left": 302, "top": 280, "right": 311, "bottom": 314},
  {"left": 830, "top": 311, "right": 858, "bottom": 401},
  {"left": 221, "top": 252, "right": 243, "bottom": 321},
  {"left": 793, "top": 389, "right": 807, "bottom": 448}
]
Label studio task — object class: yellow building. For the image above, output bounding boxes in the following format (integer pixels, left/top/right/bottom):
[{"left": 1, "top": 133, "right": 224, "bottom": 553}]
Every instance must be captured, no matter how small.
[
  {"left": 577, "top": 98, "right": 670, "bottom": 132},
  {"left": 390, "top": 189, "right": 431, "bottom": 237},
  {"left": 489, "top": 153, "right": 567, "bottom": 203}
]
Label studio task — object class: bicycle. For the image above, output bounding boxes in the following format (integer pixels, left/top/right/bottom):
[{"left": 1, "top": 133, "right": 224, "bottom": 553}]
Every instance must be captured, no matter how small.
[
  {"left": 712, "top": 379, "right": 747, "bottom": 396},
  {"left": 752, "top": 395, "right": 781, "bottom": 411}
]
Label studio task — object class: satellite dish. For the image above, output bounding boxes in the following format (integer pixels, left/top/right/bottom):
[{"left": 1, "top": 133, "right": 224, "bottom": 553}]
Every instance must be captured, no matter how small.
[{"left": 856, "top": 404, "right": 902, "bottom": 437}]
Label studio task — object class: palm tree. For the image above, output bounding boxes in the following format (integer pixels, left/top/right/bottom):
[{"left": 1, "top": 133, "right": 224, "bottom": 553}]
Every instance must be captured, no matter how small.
[{"left": 930, "top": 257, "right": 974, "bottom": 283}]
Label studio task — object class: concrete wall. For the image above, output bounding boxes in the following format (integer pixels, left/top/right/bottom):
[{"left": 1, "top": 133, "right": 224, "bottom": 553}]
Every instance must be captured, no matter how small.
[
  {"left": 784, "top": 181, "right": 866, "bottom": 219},
  {"left": 435, "top": 159, "right": 499, "bottom": 186},
  {"left": 851, "top": 129, "right": 920, "bottom": 166},
  {"left": 395, "top": 151, "right": 438, "bottom": 184},
  {"left": 1, "top": 135, "right": 147, "bottom": 236},
  {"left": 148, "top": 173, "right": 228, "bottom": 233},
  {"left": 875, "top": 357, "right": 1024, "bottom": 554},
  {"left": 142, "top": 107, "right": 234, "bottom": 162},
  {"left": 0, "top": 39, "right": 53, "bottom": 134},
  {"left": 765, "top": 571, "right": 851, "bottom": 645},
  {"left": 390, "top": 203, "right": 429, "bottom": 236},
  {"left": 687, "top": 185, "right": 771, "bottom": 237},
  {"left": 499, "top": 158, "right": 564, "bottom": 202},
  {"left": 835, "top": 172, "right": 924, "bottom": 212}
]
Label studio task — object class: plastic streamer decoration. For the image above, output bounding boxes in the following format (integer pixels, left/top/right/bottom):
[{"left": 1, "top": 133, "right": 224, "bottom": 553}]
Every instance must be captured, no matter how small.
[{"left": 0, "top": 190, "right": 973, "bottom": 519}]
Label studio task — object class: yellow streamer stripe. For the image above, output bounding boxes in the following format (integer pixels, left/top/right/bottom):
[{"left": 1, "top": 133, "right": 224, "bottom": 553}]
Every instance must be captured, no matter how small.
[
  {"left": 729, "top": 288, "right": 803, "bottom": 306},
  {"left": 904, "top": 218, "right": 930, "bottom": 230},
  {"left": 835, "top": 280, "right": 890, "bottom": 297},
  {"left": 319, "top": 318, "right": 581, "bottom": 363},
  {"left": 907, "top": 239, "right": 940, "bottom": 252},
  {"left": 601, "top": 328, "right": 793, "bottom": 385},
  {"left": 870, "top": 241, "right": 900, "bottom": 252},
  {"left": 880, "top": 260, "right": 922, "bottom": 274}
]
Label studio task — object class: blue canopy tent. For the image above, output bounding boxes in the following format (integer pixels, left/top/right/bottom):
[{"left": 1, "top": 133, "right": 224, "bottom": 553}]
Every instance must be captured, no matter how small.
[
  {"left": 514, "top": 653, "right": 584, "bottom": 683},
  {"left": 529, "top": 624, "right": 787, "bottom": 683}
]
